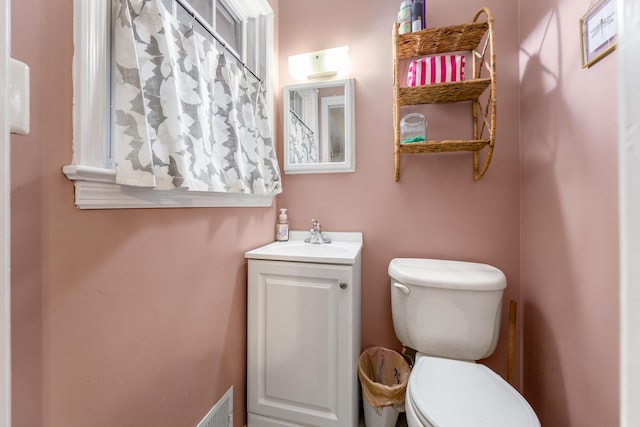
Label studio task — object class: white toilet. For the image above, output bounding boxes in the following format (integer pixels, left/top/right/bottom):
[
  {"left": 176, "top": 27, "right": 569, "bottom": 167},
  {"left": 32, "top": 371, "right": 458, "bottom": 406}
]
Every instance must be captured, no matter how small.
[{"left": 389, "top": 258, "right": 540, "bottom": 427}]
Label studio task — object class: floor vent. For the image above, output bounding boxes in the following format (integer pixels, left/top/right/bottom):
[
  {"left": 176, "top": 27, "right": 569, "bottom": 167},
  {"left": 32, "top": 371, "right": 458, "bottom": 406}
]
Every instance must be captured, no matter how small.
[{"left": 196, "top": 386, "right": 233, "bottom": 427}]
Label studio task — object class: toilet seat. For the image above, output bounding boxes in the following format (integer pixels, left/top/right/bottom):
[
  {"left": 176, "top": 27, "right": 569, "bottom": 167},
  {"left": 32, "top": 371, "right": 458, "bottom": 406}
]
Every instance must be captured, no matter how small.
[{"left": 407, "top": 356, "right": 540, "bottom": 427}]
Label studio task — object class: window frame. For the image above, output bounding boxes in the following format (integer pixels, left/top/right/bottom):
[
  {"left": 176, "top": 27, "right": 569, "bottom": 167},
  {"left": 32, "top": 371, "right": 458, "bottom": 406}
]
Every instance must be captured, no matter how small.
[
  {"left": 215, "top": 0, "right": 242, "bottom": 56},
  {"left": 63, "top": 0, "right": 276, "bottom": 209}
]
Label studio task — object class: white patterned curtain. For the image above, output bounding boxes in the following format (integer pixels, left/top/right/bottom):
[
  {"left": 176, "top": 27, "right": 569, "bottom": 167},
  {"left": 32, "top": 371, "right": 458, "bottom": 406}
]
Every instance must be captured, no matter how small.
[
  {"left": 112, "top": 0, "right": 282, "bottom": 195},
  {"left": 288, "top": 111, "right": 318, "bottom": 164}
]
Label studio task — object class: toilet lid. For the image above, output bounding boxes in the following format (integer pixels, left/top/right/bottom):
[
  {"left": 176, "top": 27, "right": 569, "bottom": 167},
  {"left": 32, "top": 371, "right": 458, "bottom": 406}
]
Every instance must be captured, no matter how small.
[
  {"left": 388, "top": 258, "right": 506, "bottom": 291},
  {"left": 408, "top": 356, "right": 540, "bottom": 427}
]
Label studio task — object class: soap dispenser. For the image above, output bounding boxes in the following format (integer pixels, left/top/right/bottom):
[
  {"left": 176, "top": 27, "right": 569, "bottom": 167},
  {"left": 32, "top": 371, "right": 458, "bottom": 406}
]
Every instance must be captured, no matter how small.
[{"left": 276, "top": 208, "right": 289, "bottom": 241}]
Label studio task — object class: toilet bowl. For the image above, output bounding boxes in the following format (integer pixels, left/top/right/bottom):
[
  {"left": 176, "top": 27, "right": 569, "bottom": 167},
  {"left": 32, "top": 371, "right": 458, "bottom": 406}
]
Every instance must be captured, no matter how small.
[
  {"left": 405, "top": 355, "right": 539, "bottom": 426},
  {"left": 389, "top": 258, "right": 540, "bottom": 427}
]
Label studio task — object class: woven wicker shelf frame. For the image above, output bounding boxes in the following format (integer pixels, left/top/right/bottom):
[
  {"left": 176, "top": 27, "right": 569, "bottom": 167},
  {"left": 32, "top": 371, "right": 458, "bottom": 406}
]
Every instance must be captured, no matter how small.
[
  {"left": 396, "top": 22, "right": 489, "bottom": 58},
  {"left": 398, "top": 78, "right": 491, "bottom": 105},
  {"left": 393, "top": 8, "right": 497, "bottom": 181},
  {"left": 399, "top": 139, "right": 489, "bottom": 154}
]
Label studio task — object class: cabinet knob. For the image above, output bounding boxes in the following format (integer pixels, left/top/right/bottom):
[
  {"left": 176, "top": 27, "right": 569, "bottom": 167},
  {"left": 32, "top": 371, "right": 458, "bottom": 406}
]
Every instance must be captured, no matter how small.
[{"left": 340, "top": 282, "right": 348, "bottom": 289}]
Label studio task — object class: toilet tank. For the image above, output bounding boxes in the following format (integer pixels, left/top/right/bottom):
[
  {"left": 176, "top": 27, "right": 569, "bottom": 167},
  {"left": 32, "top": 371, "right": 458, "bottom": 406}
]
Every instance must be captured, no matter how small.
[{"left": 389, "top": 258, "right": 506, "bottom": 361}]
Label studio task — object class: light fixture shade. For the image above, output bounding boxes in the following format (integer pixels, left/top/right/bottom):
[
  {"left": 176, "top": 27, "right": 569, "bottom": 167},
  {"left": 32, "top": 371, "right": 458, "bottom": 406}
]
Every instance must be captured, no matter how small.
[{"left": 288, "top": 46, "right": 350, "bottom": 80}]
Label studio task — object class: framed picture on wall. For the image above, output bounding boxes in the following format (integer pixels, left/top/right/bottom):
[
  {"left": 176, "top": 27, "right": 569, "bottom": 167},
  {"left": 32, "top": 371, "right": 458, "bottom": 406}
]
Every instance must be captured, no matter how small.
[{"left": 580, "top": 0, "right": 617, "bottom": 68}]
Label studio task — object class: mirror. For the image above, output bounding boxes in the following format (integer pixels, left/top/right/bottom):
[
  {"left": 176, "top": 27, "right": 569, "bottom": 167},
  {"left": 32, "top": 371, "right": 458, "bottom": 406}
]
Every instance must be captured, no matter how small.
[{"left": 283, "top": 78, "right": 355, "bottom": 174}]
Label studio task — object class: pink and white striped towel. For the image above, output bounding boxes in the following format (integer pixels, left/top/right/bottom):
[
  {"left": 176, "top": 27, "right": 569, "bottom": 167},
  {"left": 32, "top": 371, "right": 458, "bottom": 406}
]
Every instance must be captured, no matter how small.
[{"left": 407, "top": 55, "right": 465, "bottom": 86}]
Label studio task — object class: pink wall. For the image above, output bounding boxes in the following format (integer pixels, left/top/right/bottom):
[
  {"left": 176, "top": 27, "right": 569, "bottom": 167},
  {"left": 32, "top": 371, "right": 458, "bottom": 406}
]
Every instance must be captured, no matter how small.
[
  {"left": 279, "top": 0, "right": 619, "bottom": 426},
  {"left": 8, "top": 0, "right": 620, "bottom": 425},
  {"left": 10, "top": 1, "right": 278, "bottom": 426},
  {"left": 519, "top": 0, "right": 619, "bottom": 426},
  {"left": 277, "top": 0, "right": 521, "bottom": 380}
]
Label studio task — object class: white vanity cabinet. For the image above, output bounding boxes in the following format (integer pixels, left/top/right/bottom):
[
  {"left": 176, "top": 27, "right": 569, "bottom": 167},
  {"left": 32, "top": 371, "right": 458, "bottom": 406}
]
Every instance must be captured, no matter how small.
[{"left": 245, "top": 232, "right": 362, "bottom": 427}]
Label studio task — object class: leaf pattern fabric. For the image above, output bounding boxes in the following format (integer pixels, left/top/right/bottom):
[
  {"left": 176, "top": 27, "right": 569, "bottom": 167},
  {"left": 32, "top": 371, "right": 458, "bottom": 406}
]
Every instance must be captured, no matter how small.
[
  {"left": 112, "top": 0, "right": 282, "bottom": 195},
  {"left": 288, "top": 111, "right": 318, "bottom": 164}
]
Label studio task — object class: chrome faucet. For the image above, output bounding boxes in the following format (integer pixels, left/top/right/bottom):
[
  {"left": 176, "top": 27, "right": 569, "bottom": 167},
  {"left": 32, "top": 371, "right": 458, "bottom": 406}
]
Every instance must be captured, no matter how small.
[{"left": 304, "top": 219, "right": 331, "bottom": 244}]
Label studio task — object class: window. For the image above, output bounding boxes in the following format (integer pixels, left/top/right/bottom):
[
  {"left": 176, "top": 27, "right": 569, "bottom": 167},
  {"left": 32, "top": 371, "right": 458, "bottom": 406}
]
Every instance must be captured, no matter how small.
[
  {"left": 163, "top": 0, "right": 244, "bottom": 66},
  {"left": 215, "top": 2, "right": 240, "bottom": 54},
  {"left": 63, "top": 0, "right": 275, "bottom": 209}
]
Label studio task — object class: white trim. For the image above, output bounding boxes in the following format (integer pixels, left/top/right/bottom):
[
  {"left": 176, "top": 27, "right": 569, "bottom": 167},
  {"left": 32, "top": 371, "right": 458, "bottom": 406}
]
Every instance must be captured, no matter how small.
[
  {"left": 72, "top": 0, "right": 110, "bottom": 167},
  {"left": 283, "top": 78, "right": 355, "bottom": 174},
  {"left": 62, "top": 166, "right": 274, "bottom": 209},
  {"left": 619, "top": 0, "right": 640, "bottom": 425},
  {"left": 320, "top": 95, "right": 345, "bottom": 163},
  {"left": 232, "top": 0, "right": 272, "bottom": 18},
  {"left": 0, "top": 0, "right": 10, "bottom": 424},
  {"left": 67, "top": 0, "right": 276, "bottom": 209}
]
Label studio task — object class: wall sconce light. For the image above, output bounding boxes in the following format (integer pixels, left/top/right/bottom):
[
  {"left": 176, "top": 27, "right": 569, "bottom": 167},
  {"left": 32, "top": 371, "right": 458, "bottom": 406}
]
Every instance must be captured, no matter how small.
[{"left": 288, "top": 46, "right": 350, "bottom": 80}]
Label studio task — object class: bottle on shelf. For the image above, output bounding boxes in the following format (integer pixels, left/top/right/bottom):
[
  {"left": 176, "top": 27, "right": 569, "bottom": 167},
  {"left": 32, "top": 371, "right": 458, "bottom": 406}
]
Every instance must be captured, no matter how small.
[
  {"left": 411, "top": 0, "right": 425, "bottom": 32},
  {"left": 397, "top": 0, "right": 412, "bottom": 35}
]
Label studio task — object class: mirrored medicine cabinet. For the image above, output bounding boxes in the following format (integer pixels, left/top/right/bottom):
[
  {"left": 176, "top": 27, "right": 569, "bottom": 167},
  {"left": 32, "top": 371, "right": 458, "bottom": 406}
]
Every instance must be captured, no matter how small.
[{"left": 283, "top": 78, "right": 355, "bottom": 174}]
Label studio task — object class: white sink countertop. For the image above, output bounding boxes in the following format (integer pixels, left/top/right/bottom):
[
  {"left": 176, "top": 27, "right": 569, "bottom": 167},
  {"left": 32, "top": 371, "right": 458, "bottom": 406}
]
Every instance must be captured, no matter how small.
[{"left": 245, "top": 231, "right": 363, "bottom": 265}]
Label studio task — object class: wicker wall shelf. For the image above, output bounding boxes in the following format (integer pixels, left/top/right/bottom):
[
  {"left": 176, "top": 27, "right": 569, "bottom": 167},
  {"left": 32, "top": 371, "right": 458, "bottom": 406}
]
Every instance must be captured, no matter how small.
[
  {"left": 393, "top": 8, "right": 496, "bottom": 181},
  {"left": 399, "top": 139, "right": 490, "bottom": 154},
  {"left": 398, "top": 79, "right": 491, "bottom": 105}
]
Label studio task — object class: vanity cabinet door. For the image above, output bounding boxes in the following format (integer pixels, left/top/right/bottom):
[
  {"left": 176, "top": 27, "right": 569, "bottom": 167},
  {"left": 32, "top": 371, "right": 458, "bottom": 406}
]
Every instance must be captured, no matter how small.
[{"left": 247, "top": 259, "right": 358, "bottom": 427}]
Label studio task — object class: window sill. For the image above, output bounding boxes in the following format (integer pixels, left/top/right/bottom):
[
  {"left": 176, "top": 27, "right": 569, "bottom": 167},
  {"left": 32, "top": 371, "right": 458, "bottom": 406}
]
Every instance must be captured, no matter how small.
[{"left": 62, "top": 165, "right": 275, "bottom": 209}]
